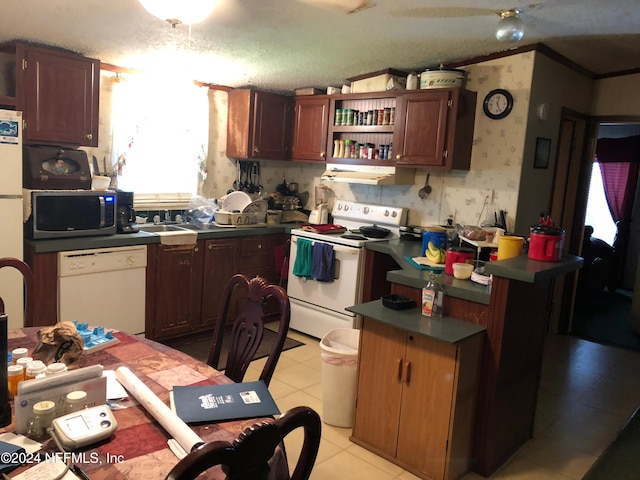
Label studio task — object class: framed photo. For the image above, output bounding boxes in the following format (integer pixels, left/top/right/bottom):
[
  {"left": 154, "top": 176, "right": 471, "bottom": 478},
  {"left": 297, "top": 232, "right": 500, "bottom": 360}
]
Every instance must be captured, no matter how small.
[{"left": 534, "top": 137, "right": 551, "bottom": 169}]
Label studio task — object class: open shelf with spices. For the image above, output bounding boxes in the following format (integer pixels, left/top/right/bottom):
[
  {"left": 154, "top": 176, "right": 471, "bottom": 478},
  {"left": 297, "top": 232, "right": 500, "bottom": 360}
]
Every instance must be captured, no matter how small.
[
  {"left": 327, "top": 92, "right": 398, "bottom": 165},
  {"left": 325, "top": 87, "right": 476, "bottom": 169}
]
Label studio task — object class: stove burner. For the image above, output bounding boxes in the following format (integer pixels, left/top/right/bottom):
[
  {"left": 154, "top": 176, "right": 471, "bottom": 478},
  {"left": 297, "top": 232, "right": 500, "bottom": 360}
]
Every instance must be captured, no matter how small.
[{"left": 341, "top": 234, "right": 367, "bottom": 240}]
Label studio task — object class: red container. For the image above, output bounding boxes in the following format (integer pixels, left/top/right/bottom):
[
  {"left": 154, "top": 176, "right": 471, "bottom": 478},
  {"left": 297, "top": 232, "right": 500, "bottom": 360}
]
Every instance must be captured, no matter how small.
[
  {"left": 528, "top": 226, "right": 565, "bottom": 262},
  {"left": 445, "top": 247, "right": 475, "bottom": 275}
]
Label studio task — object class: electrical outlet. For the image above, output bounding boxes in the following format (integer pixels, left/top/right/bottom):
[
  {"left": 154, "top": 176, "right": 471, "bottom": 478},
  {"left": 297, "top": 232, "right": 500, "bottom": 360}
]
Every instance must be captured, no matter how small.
[{"left": 482, "top": 189, "right": 494, "bottom": 204}]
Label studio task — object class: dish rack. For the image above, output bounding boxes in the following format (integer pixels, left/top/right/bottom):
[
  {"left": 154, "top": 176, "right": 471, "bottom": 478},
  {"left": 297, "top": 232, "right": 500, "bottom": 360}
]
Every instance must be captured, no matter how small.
[{"left": 214, "top": 211, "right": 266, "bottom": 226}]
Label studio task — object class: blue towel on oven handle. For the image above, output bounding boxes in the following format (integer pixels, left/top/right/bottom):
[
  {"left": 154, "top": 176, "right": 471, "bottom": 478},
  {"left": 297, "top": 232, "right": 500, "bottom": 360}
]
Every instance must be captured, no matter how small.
[
  {"left": 311, "top": 242, "right": 335, "bottom": 282},
  {"left": 292, "top": 238, "right": 313, "bottom": 278}
]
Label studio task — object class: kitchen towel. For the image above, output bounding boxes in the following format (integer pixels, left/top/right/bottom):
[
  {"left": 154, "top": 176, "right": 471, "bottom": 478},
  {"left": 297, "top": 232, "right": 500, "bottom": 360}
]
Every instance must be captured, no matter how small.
[
  {"left": 292, "top": 238, "right": 313, "bottom": 278},
  {"left": 311, "top": 242, "right": 335, "bottom": 282}
]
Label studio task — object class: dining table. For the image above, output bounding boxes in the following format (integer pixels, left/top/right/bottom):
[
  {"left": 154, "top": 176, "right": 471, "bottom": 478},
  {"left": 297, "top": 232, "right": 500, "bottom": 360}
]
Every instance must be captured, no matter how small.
[{"left": 2, "top": 327, "right": 288, "bottom": 479}]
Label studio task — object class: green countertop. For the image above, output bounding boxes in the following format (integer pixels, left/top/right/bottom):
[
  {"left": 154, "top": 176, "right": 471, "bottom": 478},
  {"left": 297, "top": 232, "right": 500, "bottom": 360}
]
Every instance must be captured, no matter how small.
[
  {"left": 347, "top": 300, "right": 486, "bottom": 344},
  {"left": 25, "top": 224, "right": 299, "bottom": 253},
  {"left": 364, "top": 239, "right": 584, "bottom": 305}
]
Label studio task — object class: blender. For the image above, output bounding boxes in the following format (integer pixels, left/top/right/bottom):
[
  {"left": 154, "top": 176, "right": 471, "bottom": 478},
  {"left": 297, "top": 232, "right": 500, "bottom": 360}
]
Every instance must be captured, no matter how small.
[{"left": 309, "top": 185, "right": 330, "bottom": 224}]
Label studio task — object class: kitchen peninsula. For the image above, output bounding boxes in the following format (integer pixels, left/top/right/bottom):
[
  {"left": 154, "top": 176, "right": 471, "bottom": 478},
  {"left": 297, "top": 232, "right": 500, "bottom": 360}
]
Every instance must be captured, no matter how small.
[{"left": 352, "top": 239, "right": 583, "bottom": 478}]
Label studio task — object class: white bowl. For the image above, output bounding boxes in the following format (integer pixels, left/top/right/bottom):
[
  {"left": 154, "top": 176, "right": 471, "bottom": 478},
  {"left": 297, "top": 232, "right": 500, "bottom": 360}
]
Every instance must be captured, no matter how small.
[
  {"left": 452, "top": 262, "right": 473, "bottom": 280},
  {"left": 221, "top": 191, "right": 252, "bottom": 212},
  {"left": 92, "top": 175, "right": 111, "bottom": 190}
]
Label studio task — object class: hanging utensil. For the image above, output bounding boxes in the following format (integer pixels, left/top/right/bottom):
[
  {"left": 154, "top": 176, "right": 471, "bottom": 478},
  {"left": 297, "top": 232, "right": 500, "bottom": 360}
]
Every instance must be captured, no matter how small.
[
  {"left": 418, "top": 173, "right": 432, "bottom": 200},
  {"left": 233, "top": 160, "right": 240, "bottom": 190}
]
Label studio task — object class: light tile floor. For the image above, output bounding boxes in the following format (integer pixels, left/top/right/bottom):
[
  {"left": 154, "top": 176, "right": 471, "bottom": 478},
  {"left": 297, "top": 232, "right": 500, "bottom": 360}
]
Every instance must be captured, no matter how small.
[{"left": 245, "top": 328, "right": 640, "bottom": 479}]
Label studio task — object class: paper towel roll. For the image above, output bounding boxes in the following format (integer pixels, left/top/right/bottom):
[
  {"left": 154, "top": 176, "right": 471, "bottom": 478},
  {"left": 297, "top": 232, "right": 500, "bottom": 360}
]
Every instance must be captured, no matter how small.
[{"left": 115, "top": 366, "right": 203, "bottom": 453}]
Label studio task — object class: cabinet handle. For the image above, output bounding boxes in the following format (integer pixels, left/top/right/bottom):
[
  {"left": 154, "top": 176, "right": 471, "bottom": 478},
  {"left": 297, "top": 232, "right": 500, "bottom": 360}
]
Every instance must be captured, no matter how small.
[
  {"left": 395, "top": 154, "right": 401, "bottom": 160},
  {"left": 320, "top": 151, "right": 325, "bottom": 158},
  {"left": 396, "top": 358, "right": 403, "bottom": 381},
  {"left": 194, "top": 246, "right": 199, "bottom": 252},
  {"left": 85, "top": 134, "right": 93, "bottom": 140},
  {"left": 254, "top": 146, "right": 260, "bottom": 154},
  {"left": 208, "top": 243, "right": 213, "bottom": 250},
  {"left": 403, "top": 361, "right": 411, "bottom": 384}
]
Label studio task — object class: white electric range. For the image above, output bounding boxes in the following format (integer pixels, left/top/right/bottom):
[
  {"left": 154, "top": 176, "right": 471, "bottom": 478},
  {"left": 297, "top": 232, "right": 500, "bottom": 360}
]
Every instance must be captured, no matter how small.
[{"left": 287, "top": 200, "right": 407, "bottom": 339}]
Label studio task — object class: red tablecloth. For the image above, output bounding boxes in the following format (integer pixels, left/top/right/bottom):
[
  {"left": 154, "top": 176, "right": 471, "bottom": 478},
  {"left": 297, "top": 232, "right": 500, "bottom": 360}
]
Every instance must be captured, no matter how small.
[{"left": 4, "top": 327, "right": 286, "bottom": 479}]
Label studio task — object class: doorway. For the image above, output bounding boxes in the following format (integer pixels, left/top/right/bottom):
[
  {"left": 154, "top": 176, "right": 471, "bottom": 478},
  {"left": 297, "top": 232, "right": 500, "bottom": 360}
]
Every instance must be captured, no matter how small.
[{"left": 570, "top": 120, "right": 640, "bottom": 350}]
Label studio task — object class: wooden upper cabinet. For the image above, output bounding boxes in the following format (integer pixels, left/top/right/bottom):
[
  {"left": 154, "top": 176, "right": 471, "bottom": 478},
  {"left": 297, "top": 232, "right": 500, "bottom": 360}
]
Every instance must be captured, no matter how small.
[
  {"left": 394, "top": 88, "right": 476, "bottom": 169},
  {"left": 292, "top": 95, "right": 330, "bottom": 162},
  {"left": 14, "top": 42, "right": 100, "bottom": 147},
  {"left": 227, "top": 88, "right": 293, "bottom": 160}
]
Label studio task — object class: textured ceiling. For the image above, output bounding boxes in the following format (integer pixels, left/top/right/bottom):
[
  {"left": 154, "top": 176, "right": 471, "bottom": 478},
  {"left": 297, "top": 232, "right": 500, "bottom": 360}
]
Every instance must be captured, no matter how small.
[{"left": 2, "top": 0, "right": 640, "bottom": 92}]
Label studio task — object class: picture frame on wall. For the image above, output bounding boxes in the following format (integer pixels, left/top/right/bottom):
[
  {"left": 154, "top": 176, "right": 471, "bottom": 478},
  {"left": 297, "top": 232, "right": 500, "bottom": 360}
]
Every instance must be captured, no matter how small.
[{"left": 534, "top": 137, "right": 551, "bottom": 169}]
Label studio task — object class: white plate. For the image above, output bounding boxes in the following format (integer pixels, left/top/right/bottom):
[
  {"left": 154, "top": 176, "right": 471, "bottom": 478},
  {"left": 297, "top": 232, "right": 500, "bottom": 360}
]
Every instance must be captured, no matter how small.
[{"left": 221, "top": 191, "right": 252, "bottom": 212}]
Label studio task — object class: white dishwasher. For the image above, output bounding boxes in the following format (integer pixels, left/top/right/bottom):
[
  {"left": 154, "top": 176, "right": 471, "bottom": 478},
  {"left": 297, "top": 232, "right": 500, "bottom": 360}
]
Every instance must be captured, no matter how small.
[{"left": 58, "top": 245, "right": 147, "bottom": 335}]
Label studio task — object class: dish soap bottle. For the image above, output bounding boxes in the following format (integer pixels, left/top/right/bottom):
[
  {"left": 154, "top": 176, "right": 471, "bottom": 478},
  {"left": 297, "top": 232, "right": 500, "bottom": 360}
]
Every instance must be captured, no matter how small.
[{"left": 422, "top": 270, "right": 444, "bottom": 318}]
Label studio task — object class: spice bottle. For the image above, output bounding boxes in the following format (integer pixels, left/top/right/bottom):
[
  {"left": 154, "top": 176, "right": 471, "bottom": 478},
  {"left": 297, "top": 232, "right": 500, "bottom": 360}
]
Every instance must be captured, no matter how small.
[{"left": 422, "top": 270, "right": 444, "bottom": 318}]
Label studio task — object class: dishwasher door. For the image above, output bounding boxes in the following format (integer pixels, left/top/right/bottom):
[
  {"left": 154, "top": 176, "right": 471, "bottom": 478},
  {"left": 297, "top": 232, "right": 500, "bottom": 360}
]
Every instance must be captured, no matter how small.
[{"left": 58, "top": 245, "right": 147, "bottom": 334}]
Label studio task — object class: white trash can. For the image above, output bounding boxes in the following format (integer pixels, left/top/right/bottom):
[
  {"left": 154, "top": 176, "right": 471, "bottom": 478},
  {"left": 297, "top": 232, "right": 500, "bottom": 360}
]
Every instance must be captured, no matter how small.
[{"left": 320, "top": 328, "right": 360, "bottom": 428}]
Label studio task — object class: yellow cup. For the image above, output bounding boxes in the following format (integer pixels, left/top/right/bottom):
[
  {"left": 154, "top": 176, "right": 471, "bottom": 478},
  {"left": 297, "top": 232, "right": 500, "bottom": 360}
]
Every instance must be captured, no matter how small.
[{"left": 497, "top": 235, "right": 524, "bottom": 260}]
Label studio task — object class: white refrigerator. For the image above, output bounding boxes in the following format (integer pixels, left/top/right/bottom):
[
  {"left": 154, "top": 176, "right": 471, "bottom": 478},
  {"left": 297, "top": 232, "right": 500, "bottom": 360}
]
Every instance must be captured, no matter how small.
[{"left": 0, "top": 109, "right": 24, "bottom": 329}]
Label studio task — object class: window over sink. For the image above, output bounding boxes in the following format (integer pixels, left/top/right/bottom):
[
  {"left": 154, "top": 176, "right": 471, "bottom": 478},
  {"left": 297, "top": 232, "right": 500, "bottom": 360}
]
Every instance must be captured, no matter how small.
[{"left": 109, "top": 72, "right": 209, "bottom": 209}]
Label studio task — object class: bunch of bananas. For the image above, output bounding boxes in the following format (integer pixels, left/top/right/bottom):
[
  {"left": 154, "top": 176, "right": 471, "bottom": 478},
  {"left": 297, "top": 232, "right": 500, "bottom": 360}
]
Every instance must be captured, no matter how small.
[{"left": 425, "top": 241, "right": 446, "bottom": 264}]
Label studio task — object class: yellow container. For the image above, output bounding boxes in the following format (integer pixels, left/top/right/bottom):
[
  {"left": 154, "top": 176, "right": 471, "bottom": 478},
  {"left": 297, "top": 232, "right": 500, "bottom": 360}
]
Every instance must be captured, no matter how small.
[{"left": 497, "top": 235, "right": 524, "bottom": 260}]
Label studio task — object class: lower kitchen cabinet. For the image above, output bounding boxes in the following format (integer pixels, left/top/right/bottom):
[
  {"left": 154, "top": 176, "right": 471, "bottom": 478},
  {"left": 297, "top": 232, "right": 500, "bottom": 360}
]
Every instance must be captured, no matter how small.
[
  {"left": 147, "top": 232, "right": 290, "bottom": 342},
  {"left": 351, "top": 317, "right": 483, "bottom": 480},
  {"left": 200, "top": 238, "right": 238, "bottom": 330},
  {"left": 146, "top": 242, "right": 204, "bottom": 340}
]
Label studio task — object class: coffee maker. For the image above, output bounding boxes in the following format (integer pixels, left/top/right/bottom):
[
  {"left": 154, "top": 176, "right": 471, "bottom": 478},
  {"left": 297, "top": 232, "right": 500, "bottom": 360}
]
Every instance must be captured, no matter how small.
[{"left": 115, "top": 190, "right": 138, "bottom": 233}]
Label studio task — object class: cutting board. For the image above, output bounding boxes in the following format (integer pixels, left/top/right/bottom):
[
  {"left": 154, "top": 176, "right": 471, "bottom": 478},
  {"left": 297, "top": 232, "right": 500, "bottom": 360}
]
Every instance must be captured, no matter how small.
[{"left": 300, "top": 224, "right": 347, "bottom": 234}]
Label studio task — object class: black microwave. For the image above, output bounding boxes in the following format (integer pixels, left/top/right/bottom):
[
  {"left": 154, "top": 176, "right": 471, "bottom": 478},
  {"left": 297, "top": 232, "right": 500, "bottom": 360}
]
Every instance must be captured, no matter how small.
[{"left": 25, "top": 191, "right": 117, "bottom": 239}]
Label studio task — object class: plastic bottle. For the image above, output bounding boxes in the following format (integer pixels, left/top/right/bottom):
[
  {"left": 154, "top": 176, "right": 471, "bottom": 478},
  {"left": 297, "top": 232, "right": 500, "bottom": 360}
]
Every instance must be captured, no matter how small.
[
  {"left": 11, "top": 348, "right": 28, "bottom": 365},
  {"left": 422, "top": 271, "right": 445, "bottom": 318},
  {"left": 27, "top": 400, "right": 56, "bottom": 440},
  {"left": 25, "top": 360, "right": 46, "bottom": 380},
  {"left": 7, "top": 365, "right": 24, "bottom": 399},
  {"left": 64, "top": 390, "right": 88, "bottom": 414},
  {"left": 16, "top": 357, "right": 33, "bottom": 371},
  {"left": 45, "top": 362, "right": 68, "bottom": 376}
]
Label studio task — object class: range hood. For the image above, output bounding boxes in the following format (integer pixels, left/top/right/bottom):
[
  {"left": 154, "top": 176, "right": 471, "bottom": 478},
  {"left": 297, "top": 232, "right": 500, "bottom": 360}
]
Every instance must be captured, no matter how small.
[{"left": 321, "top": 164, "right": 415, "bottom": 185}]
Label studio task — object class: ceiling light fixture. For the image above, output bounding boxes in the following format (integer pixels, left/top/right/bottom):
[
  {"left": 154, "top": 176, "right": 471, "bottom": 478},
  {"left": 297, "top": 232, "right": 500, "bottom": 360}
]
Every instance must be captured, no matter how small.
[
  {"left": 138, "top": 0, "right": 219, "bottom": 27},
  {"left": 495, "top": 8, "right": 524, "bottom": 43}
]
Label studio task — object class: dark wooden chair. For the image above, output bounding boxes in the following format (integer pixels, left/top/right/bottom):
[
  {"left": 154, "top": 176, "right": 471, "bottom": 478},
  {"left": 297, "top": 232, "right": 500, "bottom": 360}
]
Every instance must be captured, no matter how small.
[
  {"left": 0, "top": 257, "right": 35, "bottom": 327},
  {"left": 207, "top": 274, "right": 290, "bottom": 387},
  {"left": 165, "top": 406, "right": 321, "bottom": 480}
]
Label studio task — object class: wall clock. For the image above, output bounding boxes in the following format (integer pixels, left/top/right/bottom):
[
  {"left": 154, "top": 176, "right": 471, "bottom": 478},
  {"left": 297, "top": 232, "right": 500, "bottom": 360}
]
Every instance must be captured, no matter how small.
[{"left": 483, "top": 89, "right": 513, "bottom": 120}]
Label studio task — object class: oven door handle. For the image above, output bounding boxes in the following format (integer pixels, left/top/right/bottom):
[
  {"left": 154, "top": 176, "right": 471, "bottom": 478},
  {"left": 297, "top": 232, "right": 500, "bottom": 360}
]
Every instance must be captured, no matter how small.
[{"left": 291, "top": 237, "right": 360, "bottom": 255}]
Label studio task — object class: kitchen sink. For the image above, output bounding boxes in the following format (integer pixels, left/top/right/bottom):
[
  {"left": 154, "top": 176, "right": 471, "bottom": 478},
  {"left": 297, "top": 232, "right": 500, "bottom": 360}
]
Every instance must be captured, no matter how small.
[
  {"left": 137, "top": 223, "right": 199, "bottom": 245},
  {"left": 138, "top": 224, "right": 191, "bottom": 233}
]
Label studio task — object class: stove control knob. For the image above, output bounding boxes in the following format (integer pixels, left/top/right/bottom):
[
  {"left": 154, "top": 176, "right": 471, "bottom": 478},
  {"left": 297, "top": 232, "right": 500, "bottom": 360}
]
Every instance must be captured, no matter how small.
[
  {"left": 363, "top": 207, "right": 369, "bottom": 214},
  {"left": 384, "top": 210, "right": 390, "bottom": 217},
  {"left": 391, "top": 211, "right": 397, "bottom": 218},
  {"left": 343, "top": 204, "right": 349, "bottom": 211}
]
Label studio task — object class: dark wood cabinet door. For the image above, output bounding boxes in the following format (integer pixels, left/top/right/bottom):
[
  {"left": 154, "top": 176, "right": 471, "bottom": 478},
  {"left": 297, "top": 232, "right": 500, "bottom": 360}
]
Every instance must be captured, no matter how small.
[
  {"left": 20, "top": 45, "right": 99, "bottom": 146},
  {"left": 396, "top": 334, "right": 456, "bottom": 479},
  {"left": 153, "top": 242, "right": 204, "bottom": 339},
  {"left": 201, "top": 239, "right": 238, "bottom": 329},
  {"left": 394, "top": 89, "right": 450, "bottom": 167},
  {"left": 227, "top": 89, "right": 293, "bottom": 160},
  {"left": 292, "top": 96, "right": 329, "bottom": 162},
  {"left": 352, "top": 318, "right": 405, "bottom": 457},
  {"left": 252, "top": 90, "right": 292, "bottom": 160}
]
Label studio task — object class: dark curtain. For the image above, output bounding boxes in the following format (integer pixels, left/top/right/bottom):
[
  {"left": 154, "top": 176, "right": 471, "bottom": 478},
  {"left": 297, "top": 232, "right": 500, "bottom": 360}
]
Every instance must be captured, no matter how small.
[{"left": 595, "top": 135, "right": 640, "bottom": 291}]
